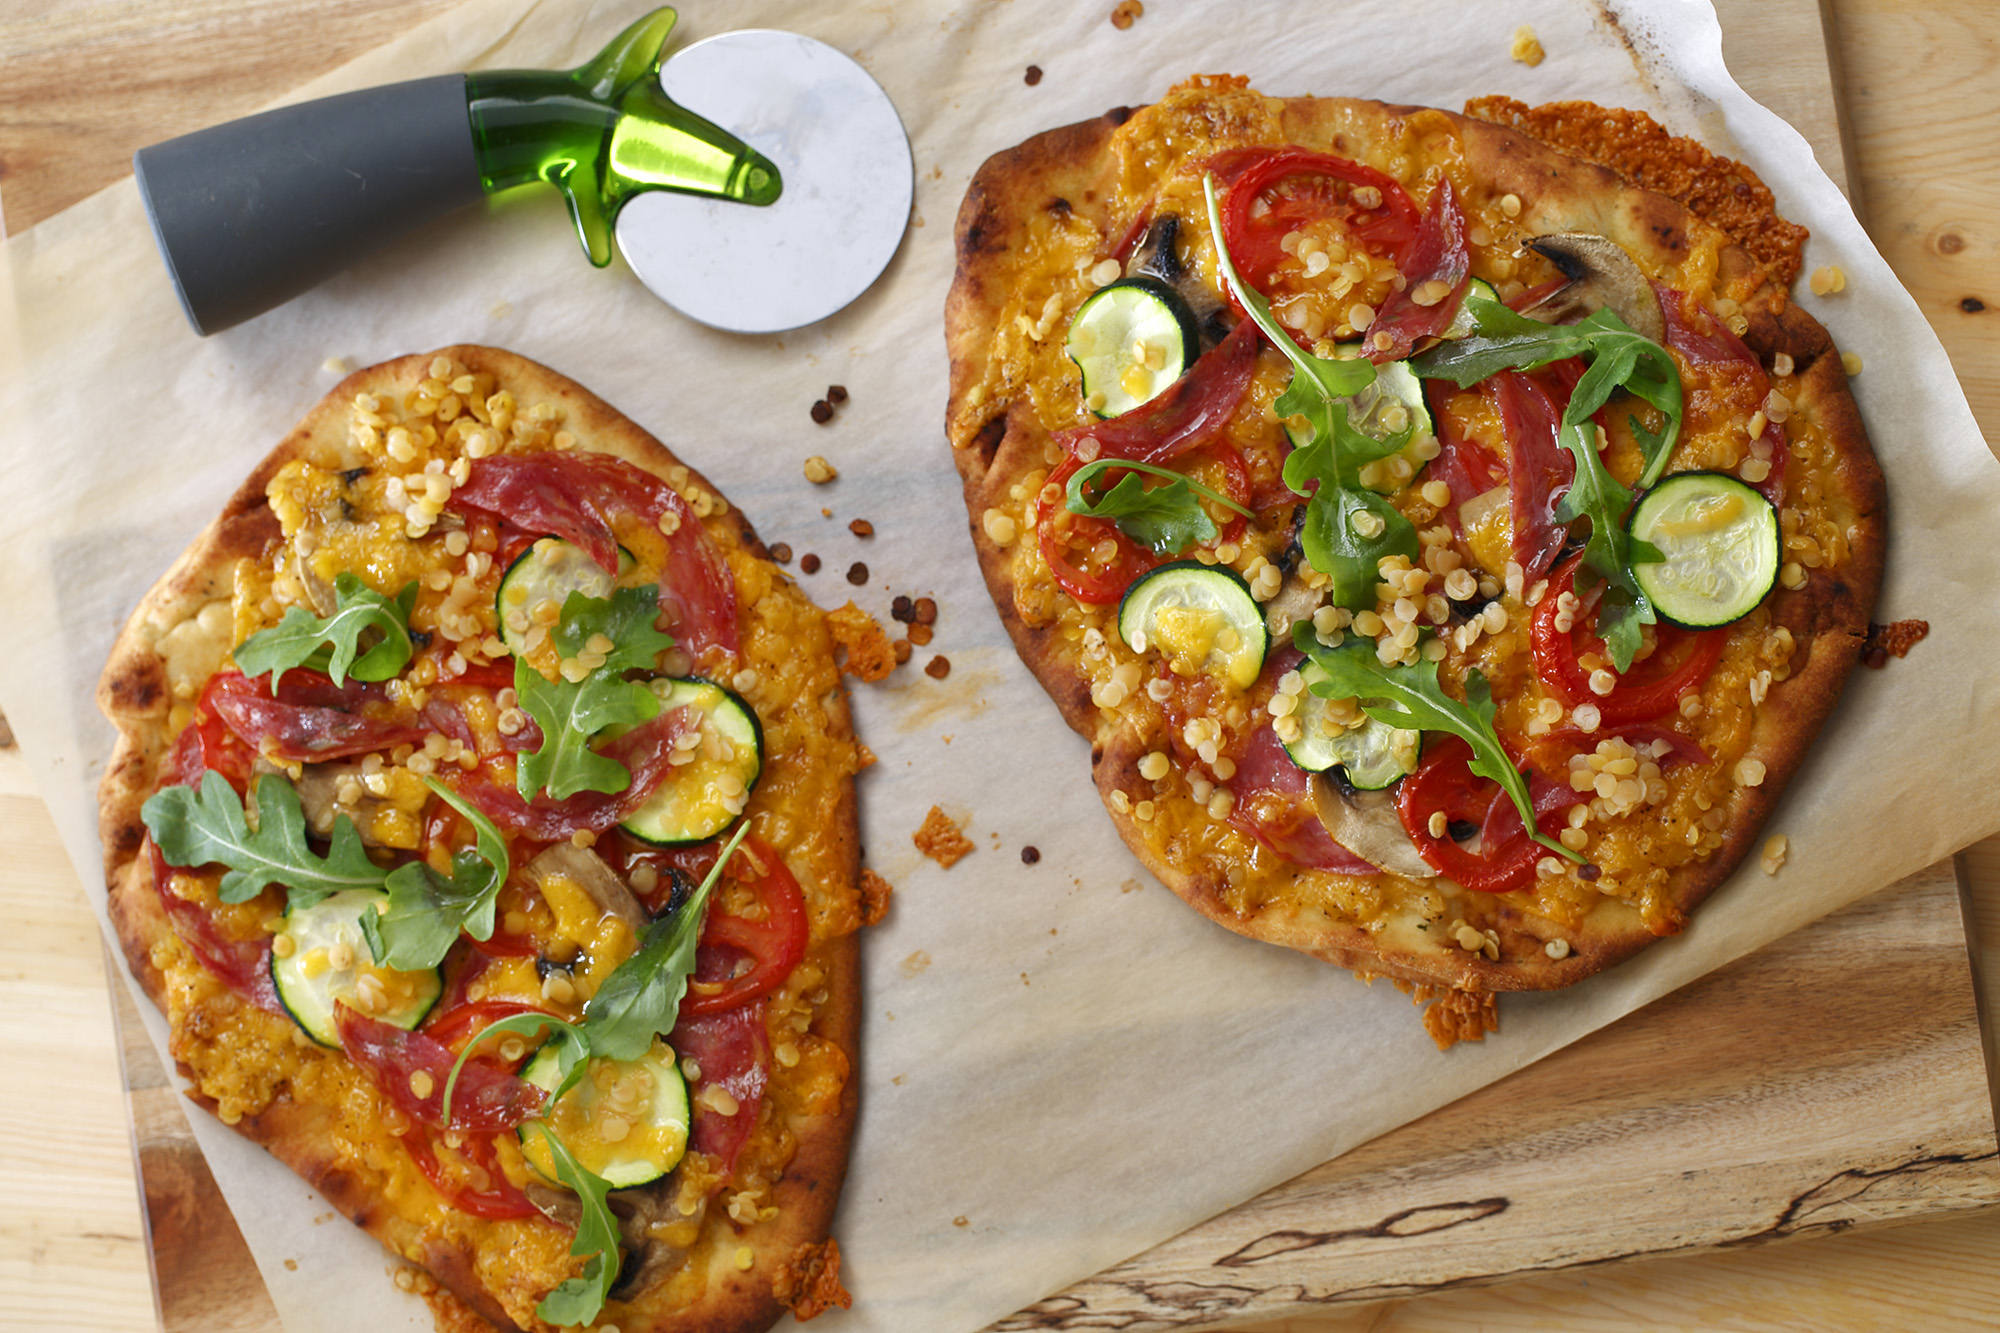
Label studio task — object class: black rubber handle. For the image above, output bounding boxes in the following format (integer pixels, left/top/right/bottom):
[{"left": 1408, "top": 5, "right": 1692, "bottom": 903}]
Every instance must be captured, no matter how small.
[{"left": 133, "top": 74, "right": 485, "bottom": 335}]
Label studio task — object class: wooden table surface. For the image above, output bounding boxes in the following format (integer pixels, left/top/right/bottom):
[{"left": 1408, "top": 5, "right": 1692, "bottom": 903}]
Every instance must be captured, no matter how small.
[{"left": 3, "top": 2, "right": 1997, "bottom": 1330}]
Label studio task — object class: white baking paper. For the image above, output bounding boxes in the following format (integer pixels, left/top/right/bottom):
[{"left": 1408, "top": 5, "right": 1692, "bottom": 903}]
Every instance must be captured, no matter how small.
[{"left": 1, "top": 2, "right": 1994, "bottom": 1331}]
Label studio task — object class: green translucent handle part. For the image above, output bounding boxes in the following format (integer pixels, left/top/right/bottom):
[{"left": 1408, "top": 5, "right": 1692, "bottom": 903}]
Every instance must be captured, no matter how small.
[{"left": 464, "top": 6, "right": 781, "bottom": 268}]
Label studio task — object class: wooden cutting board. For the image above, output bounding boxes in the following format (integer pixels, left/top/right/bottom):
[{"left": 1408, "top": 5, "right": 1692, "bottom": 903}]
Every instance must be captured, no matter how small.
[{"left": 3, "top": 1, "right": 1995, "bottom": 1330}]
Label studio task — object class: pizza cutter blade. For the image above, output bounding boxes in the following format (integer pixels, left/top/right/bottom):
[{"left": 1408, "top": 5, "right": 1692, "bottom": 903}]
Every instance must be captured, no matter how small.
[{"left": 132, "top": 7, "right": 913, "bottom": 336}]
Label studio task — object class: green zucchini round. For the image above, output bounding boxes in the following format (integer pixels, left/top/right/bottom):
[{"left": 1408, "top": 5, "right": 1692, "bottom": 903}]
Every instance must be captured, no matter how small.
[
  {"left": 1628, "top": 471, "right": 1780, "bottom": 628},
  {"left": 271, "top": 890, "right": 442, "bottom": 1048},
  {"left": 618, "top": 678, "right": 764, "bottom": 846},
  {"left": 1117, "top": 560, "right": 1268, "bottom": 690},
  {"left": 518, "top": 1038, "right": 690, "bottom": 1189},
  {"left": 1066, "top": 277, "right": 1199, "bottom": 418}
]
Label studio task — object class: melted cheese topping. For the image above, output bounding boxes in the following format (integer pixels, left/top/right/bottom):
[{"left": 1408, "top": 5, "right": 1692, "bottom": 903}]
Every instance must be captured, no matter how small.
[
  {"left": 959, "top": 77, "right": 1855, "bottom": 955},
  {"left": 149, "top": 353, "right": 864, "bottom": 1325}
]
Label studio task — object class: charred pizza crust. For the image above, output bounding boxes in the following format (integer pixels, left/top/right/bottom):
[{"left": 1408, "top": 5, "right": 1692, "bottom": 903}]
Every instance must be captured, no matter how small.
[
  {"left": 99, "top": 346, "right": 864, "bottom": 1330},
  {"left": 945, "top": 84, "right": 1883, "bottom": 1017}
]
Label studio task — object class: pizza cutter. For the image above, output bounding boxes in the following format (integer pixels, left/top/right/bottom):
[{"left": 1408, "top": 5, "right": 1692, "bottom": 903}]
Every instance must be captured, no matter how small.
[{"left": 133, "top": 7, "right": 914, "bottom": 335}]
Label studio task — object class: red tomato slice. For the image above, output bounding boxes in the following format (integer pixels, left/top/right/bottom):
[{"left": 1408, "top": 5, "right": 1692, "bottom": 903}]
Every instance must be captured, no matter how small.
[
  {"left": 1530, "top": 557, "right": 1727, "bottom": 727},
  {"left": 682, "top": 839, "right": 810, "bottom": 1017},
  {"left": 1212, "top": 147, "right": 1422, "bottom": 304},
  {"left": 1394, "top": 737, "right": 1571, "bottom": 894},
  {"left": 421, "top": 999, "right": 556, "bottom": 1055},
  {"left": 1036, "top": 455, "right": 1160, "bottom": 605},
  {"left": 403, "top": 1126, "right": 540, "bottom": 1220}
]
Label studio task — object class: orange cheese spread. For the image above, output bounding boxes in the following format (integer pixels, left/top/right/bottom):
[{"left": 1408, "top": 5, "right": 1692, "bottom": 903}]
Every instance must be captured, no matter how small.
[{"left": 955, "top": 78, "right": 1856, "bottom": 961}]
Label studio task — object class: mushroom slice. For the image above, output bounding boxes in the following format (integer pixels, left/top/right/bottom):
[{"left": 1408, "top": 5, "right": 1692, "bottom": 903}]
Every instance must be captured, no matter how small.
[
  {"left": 1310, "top": 772, "right": 1438, "bottom": 879},
  {"left": 609, "top": 1181, "right": 698, "bottom": 1297},
  {"left": 1521, "top": 233, "right": 1665, "bottom": 344},
  {"left": 1127, "top": 213, "right": 1234, "bottom": 352},
  {"left": 521, "top": 843, "right": 650, "bottom": 936},
  {"left": 272, "top": 759, "right": 405, "bottom": 847}
]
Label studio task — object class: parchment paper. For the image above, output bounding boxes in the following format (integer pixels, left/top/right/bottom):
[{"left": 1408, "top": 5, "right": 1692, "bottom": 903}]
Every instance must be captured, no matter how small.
[{"left": 2, "top": 2, "right": 1994, "bottom": 1330}]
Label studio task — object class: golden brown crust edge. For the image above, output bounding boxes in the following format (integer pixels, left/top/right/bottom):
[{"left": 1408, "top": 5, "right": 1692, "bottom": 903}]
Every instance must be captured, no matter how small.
[
  {"left": 945, "top": 97, "right": 1884, "bottom": 996},
  {"left": 96, "top": 345, "right": 863, "bottom": 1332}
]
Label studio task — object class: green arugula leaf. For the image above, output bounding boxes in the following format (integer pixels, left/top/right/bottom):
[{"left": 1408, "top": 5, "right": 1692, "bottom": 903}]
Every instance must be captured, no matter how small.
[
  {"left": 360, "top": 780, "right": 511, "bottom": 971},
  {"left": 1064, "top": 458, "right": 1252, "bottom": 556},
  {"left": 1411, "top": 299, "right": 1682, "bottom": 488},
  {"left": 524, "top": 1122, "right": 621, "bottom": 1327},
  {"left": 515, "top": 585, "right": 675, "bottom": 802},
  {"left": 233, "top": 573, "right": 417, "bottom": 690},
  {"left": 583, "top": 824, "right": 748, "bottom": 1061},
  {"left": 1292, "top": 627, "right": 1580, "bottom": 864},
  {"left": 142, "top": 771, "right": 388, "bottom": 907},
  {"left": 441, "top": 1012, "right": 588, "bottom": 1124},
  {"left": 1550, "top": 418, "right": 1668, "bottom": 672},
  {"left": 552, "top": 584, "right": 675, "bottom": 671},
  {"left": 1201, "top": 174, "right": 1413, "bottom": 608}
]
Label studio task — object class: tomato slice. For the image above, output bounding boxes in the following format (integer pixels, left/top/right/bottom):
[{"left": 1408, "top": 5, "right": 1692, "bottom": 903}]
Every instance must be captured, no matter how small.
[
  {"left": 1394, "top": 737, "right": 1571, "bottom": 894},
  {"left": 403, "top": 1126, "right": 540, "bottom": 1220},
  {"left": 1212, "top": 147, "right": 1422, "bottom": 305},
  {"left": 683, "top": 838, "right": 810, "bottom": 1016},
  {"left": 1530, "top": 557, "right": 1727, "bottom": 726},
  {"left": 1036, "top": 455, "right": 1160, "bottom": 605}
]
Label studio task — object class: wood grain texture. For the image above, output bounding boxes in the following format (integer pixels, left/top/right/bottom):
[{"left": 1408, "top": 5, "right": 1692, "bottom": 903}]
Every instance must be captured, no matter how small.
[
  {"left": 1008, "top": 867, "right": 1999, "bottom": 1332},
  {"left": 1, "top": 1, "right": 1997, "bottom": 1331}
]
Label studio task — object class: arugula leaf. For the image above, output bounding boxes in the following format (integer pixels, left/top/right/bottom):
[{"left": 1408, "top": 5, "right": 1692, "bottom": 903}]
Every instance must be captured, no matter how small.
[
  {"left": 524, "top": 1123, "right": 622, "bottom": 1327},
  {"left": 583, "top": 823, "right": 748, "bottom": 1061},
  {"left": 1201, "top": 174, "right": 1413, "bottom": 608},
  {"left": 1064, "top": 458, "right": 1252, "bottom": 556},
  {"left": 1411, "top": 299, "right": 1682, "bottom": 488},
  {"left": 234, "top": 573, "right": 417, "bottom": 690},
  {"left": 552, "top": 584, "right": 675, "bottom": 672},
  {"left": 1291, "top": 627, "right": 1580, "bottom": 864},
  {"left": 143, "top": 771, "right": 388, "bottom": 907},
  {"left": 515, "top": 585, "right": 674, "bottom": 802},
  {"left": 360, "top": 780, "right": 511, "bottom": 971},
  {"left": 441, "top": 1012, "right": 588, "bottom": 1124},
  {"left": 1550, "top": 419, "right": 1667, "bottom": 671}
]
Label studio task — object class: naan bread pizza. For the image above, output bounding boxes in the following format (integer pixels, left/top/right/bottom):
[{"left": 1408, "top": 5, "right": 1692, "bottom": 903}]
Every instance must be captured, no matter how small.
[
  {"left": 945, "top": 77, "right": 1882, "bottom": 1045},
  {"left": 99, "top": 347, "right": 865, "bottom": 1329}
]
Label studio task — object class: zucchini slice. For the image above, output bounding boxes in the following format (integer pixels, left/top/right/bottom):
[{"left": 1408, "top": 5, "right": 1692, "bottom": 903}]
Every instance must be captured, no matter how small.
[
  {"left": 495, "top": 538, "right": 637, "bottom": 656},
  {"left": 1443, "top": 277, "right": 1503, "bottom": 339},
  {"left": 271, "top": 890, "right": 442, "bottom": 1047},
  {"left": 618, "top": 678, "right": 764, "bottom": 846},
  {"left": 1066, "top": 277, "right": 1199, "bottom": 418},
  {"left": 1628, "top": 471, "right": 1780, "bottom": 628},
  {"left": 1283, "top": 686, "right": 1421, "bottom": 790},
  {"left": 1285, "top": 355, "right": 1436, "bottom": 493},
  {"left": 519, "top": 1038, "right": 690, "bottom": 1189},
  {"left": 1117, "top": 561, "right": 1268, "bottom": 690}
]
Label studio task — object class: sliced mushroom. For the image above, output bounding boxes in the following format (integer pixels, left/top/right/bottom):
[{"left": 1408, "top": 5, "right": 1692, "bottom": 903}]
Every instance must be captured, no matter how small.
[
  {"left": 521, "top": 843, "right": 650, "bottom": 936},
  {"left": 1520, "top": 233, "right": 1665, "bottom": 344},
  {"left": 1259, "top": 567, "right": 1324, "bottom": 643},
  {"left": 294, "top": 550, "right": 338, "bottom": 618},
  {"left": 524, "top": 1181, "right": 580, "bottom": 1230},
  {"left": 1310, "top": 772, "right": 1438, "bottom": 879},
  {"left": 1128, "top": 213, "right": 1234, "bottom": 352},
  {"left": 609, "top": 1180, "right": 698, "bottom": 1298},
  {"left": 264, "top": 759, "right": 399, "bottom": 846}
]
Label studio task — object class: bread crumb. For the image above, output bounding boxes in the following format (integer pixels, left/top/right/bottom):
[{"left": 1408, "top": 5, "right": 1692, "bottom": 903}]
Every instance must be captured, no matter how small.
[
  {"left": 914, "top": 806, "right": 974, "bottom": 868},
  {"left": 775, "top": 1238, "right": 851, "bottom": 1321},
  {"left": 859, "top": 868, "right": 893, "bottom": 926},
  {"left": 827, "top": 602, "right": 896, "bottom": 682},
  {"left": 1510, "top": 24, "right": 1545, "bottom": 66},
  {"left": 1109, "top": 0, "right": 1142, "bottom": 29}
]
